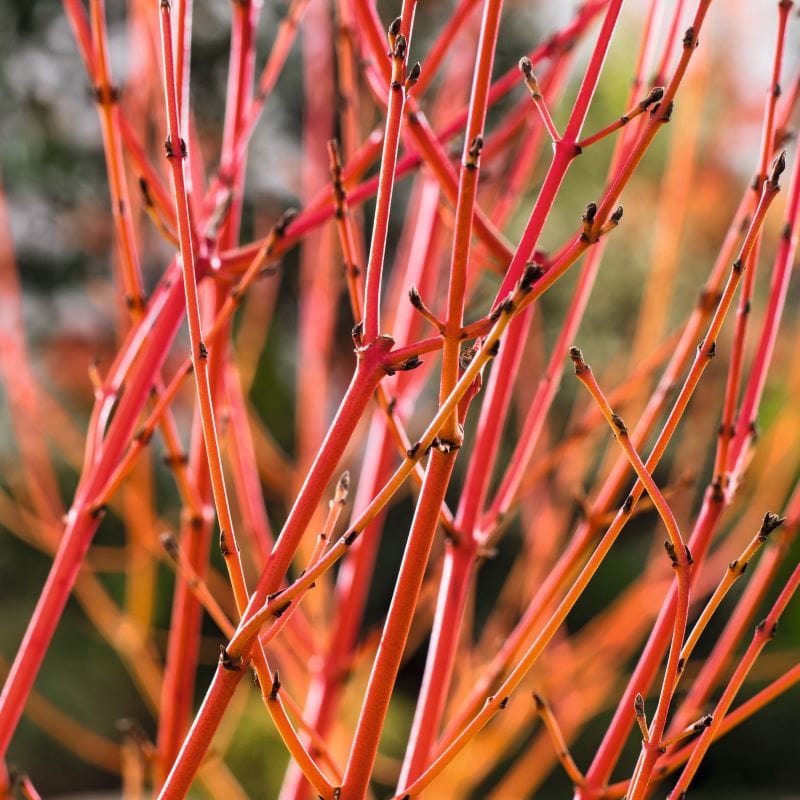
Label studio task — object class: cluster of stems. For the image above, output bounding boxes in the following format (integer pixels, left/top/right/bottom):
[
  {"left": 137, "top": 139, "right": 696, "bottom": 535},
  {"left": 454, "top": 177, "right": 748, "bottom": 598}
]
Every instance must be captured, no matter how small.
[{"left": 1, "top": 0, "right": 799, "bottom": 798}]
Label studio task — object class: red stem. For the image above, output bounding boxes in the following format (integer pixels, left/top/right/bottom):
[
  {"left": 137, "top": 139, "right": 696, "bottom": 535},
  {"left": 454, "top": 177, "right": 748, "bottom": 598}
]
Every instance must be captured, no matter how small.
[
  {"left": 0, "top": 277, "right": 187, "bottom": 760},
  {"left": 669, "top": 561, "right": 800, "bottom": 796},
  {"left": 360, "top": 6, "right": 416, "bottom": 343},
  {"left": 158, "top": 347, "right": 389, "bottom": 797}
]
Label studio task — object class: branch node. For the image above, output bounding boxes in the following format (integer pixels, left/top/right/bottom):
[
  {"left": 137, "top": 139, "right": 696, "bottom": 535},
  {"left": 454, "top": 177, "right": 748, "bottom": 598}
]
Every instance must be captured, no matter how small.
[
  {"left": 334, "top": 471, "right": 350, "bottom": 505},
  {"left": 634, "top": 692, "right": 649, "bottom": 742},
  {"left": 351, "top": 321, "right": 364, "bottom": 347},
  {"left": 767, "top": 150, "right": 787, "bottom": 188},
  {"left": 343, "top": 529, "right": 359, "bottom": 546},
  {"left": 520, "top": 262, "right": 544, "bottom": 292},
  {"left": 664, "top": 539, "right": 679, "bottom": 566},
  {"left": 269, "top": 670, "right": 281, "bottom": 700},
  {"left": 393, "top": 33, "right": 408, "bottom": 60},
  {"left": 581, "top": 202, "right": 598, "bottom": 241},
  {"left": 397, "top": 355, "right": 423, "bottom": 372},
  {"left": 641, "top": 86, "right": 665, "bottom": 110},
  {"left": 406, "top": 61, "right": 422, "bottom": 89},
  {"left": 465, "top": 134, "right": 484, "bottom": 168},
  {"left": 273, "top": 600, "right": 291, "bottom": 618},
  {"left": 569, "top": 346, "right": 588, "bottom": 374},
  {"left": 219, "top": 646, "right": 243, "bottom": 671},
  {"left": 160, "top": 531, "right": 179, "bottom": 560}
]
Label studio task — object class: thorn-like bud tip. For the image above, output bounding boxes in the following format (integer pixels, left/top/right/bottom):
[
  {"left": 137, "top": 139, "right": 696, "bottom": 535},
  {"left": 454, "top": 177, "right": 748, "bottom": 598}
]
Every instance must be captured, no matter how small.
[
  {"left": 160, "top": 531, "right": 179, "bottom": 560},
  {"left": 761, "top": 511, "right": 785, "bottom": 535},
  {"left": 335, "top": 471, "right": 350, "bottom": 503},
  {"left": 769, "top": 150, "right": 786, "bottom": 186}
]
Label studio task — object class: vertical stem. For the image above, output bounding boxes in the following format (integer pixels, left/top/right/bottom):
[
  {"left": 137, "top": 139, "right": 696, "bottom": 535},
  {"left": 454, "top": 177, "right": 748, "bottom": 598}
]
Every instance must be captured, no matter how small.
[
  {"left": 297, "top": 0, "right": 337, "bottom": 474},
  {"left": 159, "top": 351, "right": 387, "bottom": 797},
  {"left": 279, "top": 177, "right": 443, "bottom": 800},
  {"left": 89, "top": 0, "right": 146, "bottom": 316},
  {"left": 157, "top": 0, "right": 260, "bottom": 771},
  {"left": 714, "top": 0, "right": 792, "bottom": 493},
  {"left": 362, "top": 12, "right": 416, "bottom": 342},
  {"left": 343, "top": 0, "right": 506, "bottom": 791},
  {"left": 341, "top": 451, "right": 458, "bottom": 798},
  {"left": 158, "top": 0, "right": 249, "bottom": 613},
  {"left": 396, "top": 1, "right": 626, "bottom": 786}
]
